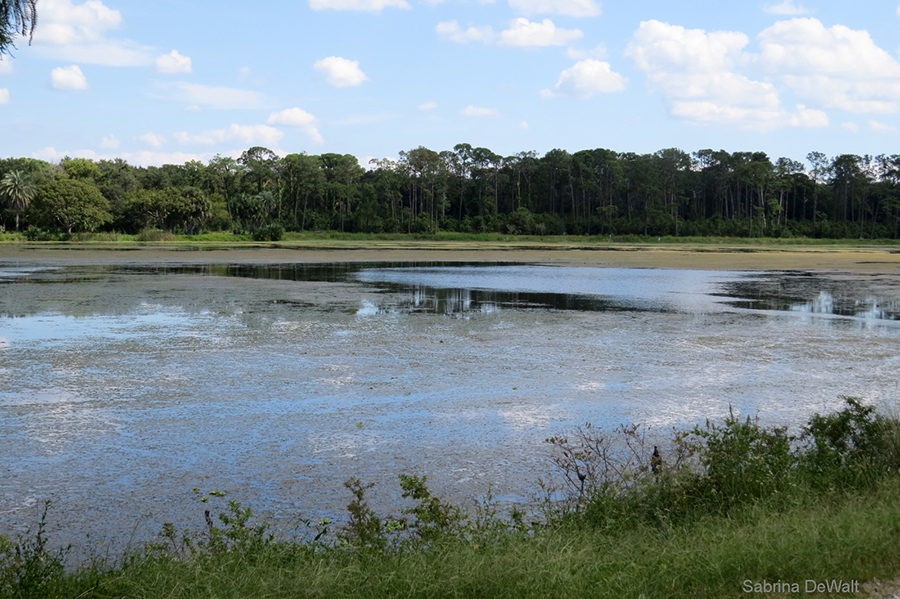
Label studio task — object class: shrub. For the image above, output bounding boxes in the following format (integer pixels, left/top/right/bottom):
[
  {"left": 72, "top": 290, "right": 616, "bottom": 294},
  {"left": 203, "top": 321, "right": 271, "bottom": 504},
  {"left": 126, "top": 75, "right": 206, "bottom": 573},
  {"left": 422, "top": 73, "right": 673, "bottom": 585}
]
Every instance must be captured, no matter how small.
[
  {"left": 252, "top": 223, "right": 284, "bottom": 242},
  {"left": 799, "top": 396, "right": 900, "bottom": 490},
  {"left": 136, "top": 228, "right": 177, "bottom": 242}
]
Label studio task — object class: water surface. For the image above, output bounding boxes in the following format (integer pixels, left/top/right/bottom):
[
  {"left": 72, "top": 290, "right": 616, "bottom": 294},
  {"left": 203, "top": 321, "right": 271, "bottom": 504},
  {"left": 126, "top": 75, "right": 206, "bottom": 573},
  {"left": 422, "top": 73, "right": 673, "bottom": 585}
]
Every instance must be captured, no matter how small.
[{"left": 1, "top": 262, "right": 898, "bottom": 554}]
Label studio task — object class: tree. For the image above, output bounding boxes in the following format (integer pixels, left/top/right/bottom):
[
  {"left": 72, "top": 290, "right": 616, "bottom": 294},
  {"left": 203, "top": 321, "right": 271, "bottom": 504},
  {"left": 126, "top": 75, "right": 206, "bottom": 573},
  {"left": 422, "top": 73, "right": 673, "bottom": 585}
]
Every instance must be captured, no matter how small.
[
  {"left": 0, "top": 169, "right": 35, "bottom": 230},
  {"left": 0, "top": 0, "right": 36, "bottom": 56},
  {"left": 30, "top": 179, "right": 112, "bottom": 233}
]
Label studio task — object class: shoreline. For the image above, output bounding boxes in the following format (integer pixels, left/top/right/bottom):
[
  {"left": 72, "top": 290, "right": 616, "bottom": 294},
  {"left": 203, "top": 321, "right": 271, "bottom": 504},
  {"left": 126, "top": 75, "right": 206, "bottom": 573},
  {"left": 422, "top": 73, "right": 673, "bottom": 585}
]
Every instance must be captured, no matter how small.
[{"left": 1, "top": 242, "right": 899, "bottom": 274}]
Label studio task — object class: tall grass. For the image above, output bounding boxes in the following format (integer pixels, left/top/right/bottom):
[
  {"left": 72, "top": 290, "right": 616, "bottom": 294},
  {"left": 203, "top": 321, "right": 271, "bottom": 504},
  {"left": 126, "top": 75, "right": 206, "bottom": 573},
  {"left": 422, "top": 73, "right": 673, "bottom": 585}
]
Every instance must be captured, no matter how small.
[{"left": 3, "top": 397, "right": 900, "bottom": 598}]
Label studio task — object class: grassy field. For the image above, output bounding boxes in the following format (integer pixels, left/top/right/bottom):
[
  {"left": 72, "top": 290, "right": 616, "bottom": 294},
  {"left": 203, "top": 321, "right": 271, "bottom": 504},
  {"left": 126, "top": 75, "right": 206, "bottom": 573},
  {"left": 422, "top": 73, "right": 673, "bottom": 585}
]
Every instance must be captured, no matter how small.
[
  {"left": 3, "top": 399, "right": 900, "bottom": 598},
  {"left": 3, "top": 229, "right": 900, "bottom": 248}
]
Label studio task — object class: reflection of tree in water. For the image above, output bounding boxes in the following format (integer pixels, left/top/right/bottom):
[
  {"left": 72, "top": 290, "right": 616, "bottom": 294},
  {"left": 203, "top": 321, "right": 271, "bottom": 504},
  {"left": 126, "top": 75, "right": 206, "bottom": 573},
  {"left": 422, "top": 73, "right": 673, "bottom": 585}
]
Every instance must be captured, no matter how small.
[{"left": 719, "top": 272, "right": 900, "bottom": 321}]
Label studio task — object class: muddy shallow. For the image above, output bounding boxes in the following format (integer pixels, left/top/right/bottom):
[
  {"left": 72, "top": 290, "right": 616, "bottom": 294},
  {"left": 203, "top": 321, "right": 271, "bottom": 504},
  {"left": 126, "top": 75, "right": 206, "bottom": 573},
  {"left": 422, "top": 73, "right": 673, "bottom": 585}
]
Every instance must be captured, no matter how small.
[{"left": 1, "top": 249, "right": 900, "bottom": 557}]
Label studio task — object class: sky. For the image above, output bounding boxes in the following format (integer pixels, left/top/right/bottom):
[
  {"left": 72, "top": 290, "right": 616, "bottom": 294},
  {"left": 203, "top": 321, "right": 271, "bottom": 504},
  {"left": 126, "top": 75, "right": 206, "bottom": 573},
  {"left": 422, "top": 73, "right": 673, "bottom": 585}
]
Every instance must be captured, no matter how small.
[{"left": 1, "top": 0, "right": 900, "bottom": 168}]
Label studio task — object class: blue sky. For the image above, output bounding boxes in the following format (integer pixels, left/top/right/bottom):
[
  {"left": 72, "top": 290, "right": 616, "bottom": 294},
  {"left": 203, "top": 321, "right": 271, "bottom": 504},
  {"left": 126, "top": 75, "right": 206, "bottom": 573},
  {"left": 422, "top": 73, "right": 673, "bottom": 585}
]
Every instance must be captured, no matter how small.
[{"left": 1, "top": 0, "right": 900, "bottom": 167}]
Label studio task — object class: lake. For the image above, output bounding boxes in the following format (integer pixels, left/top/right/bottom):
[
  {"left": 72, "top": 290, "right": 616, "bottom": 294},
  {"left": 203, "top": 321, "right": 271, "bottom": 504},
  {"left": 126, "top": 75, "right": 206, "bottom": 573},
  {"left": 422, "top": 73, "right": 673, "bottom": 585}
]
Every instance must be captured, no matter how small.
[{"left": 1, "top": 260, "right": 899, "bottom": 553}]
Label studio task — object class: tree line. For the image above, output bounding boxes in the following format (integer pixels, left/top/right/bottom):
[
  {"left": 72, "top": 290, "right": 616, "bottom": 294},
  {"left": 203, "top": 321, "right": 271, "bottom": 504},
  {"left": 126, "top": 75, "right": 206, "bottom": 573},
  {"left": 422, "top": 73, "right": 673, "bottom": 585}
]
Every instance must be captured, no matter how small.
[{"left": 3, "top": 145, "right": 900, "bottom": 239}]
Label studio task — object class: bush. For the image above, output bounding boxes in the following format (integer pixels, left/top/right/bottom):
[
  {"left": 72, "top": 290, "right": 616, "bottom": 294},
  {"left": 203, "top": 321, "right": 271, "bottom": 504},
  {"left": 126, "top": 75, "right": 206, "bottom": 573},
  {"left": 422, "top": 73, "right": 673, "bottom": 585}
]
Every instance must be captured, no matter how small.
[
  {"left": 252, "top": 223, "right": 285, "bottom": 242},
  {"left": 136, "top": 228, "right": 177, "bottom": 242},
  {"left": 22, "top": 226, "right": 59, "bottom": 242},
  {"left": 799, "top": 396, "right": 900, "bottom": 490}
]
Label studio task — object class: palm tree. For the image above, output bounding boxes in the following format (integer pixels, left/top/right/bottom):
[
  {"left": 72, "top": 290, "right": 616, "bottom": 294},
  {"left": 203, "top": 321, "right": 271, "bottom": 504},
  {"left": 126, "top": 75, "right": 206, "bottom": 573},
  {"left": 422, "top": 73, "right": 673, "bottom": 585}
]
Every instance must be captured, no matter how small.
[
  {"left": 0, "top": 170, "right": 35, "bottom": 230},
  {"left": 0, "top": 0, "right": 37, "bottom": 56}
]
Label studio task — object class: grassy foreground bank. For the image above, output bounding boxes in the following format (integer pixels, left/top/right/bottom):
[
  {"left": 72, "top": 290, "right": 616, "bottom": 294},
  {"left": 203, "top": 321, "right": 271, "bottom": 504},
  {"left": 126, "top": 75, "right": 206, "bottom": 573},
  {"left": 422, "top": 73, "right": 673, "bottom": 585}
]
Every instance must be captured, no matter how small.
[{"left": 3, "top": 398, "right": 900, "bottom": 598}]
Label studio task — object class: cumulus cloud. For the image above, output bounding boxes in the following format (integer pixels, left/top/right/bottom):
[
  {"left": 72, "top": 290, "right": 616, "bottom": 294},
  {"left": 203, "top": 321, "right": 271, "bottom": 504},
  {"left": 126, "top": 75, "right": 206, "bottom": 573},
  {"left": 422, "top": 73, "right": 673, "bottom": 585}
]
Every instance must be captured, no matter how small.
[
  {"left": 33, "top": 0, "right": 154, "bottom": 66},
  {"left": 160, "top": 82, "right": 267, "bottom": 109},
  {"left": 155, "top": 50, "right": 192, "bottom": 74},
  {"left": 266, "top": 107, "right": 325, "bottom": 144},
  {"left": 436, "top": 21, "right": 495, "bottom": 44},
  {"left": 625, "top": 20, "right": 818, "bottom": 129},
  {"left": 313, "top": 56, "right": 369, "bottom": 87},
  {"left": 543, "top": 59, "right": 626, "bottom": 98},
  {"left": 100, "top": 134, "right": 120, "bottom": 148},
  {"left": 869, "top": 119, "right": 899, "bottom": 132},
  {"left": 507, "top": 0, "right": 600, "bottom": 17},
  {"left": 566, "top": 43, "right": 606, "bottom": 60},
  {"left": 51, "top": 65, "right": 89, "bottom": 90},
  {"left": 309, "top": 0, "right": 410, "bottom": 11},
  {"left": 498, "top": 18, "right": 582, "bottom": 47},
  {"left": 460, "top": 105, "right": 498, "bottom": 116},
  {"left": 0, "top": 88, "right": 9, "bottom": 104},
  {"left": 0, "top": 59, "right": 12, "bottom": 75},
  {"left": 517, "top": 120, "right": 529, "bottom": 129},
  {"left": 174, "top": 124, "right": 284, "bottom": 147},
  {"left": 418, "top": 101, "right": 438, "bottom": 111},
  {"left": 842, "top": 122, "right": 859, "bottom": 133},
  {"left": 763, "top": 0, "right": 809, "bottom": 15},
  {"left": 438, "top": 18, "right": 581, "bottom": 47},
  {"left": 789, "top": 104, "right": 829, "bottom": 127},
  {"left": 138, "top": 132, "right": 166, "bottom": 148},
  {"left": 755, "top": 18, "right": 900, "bottom": 113}
]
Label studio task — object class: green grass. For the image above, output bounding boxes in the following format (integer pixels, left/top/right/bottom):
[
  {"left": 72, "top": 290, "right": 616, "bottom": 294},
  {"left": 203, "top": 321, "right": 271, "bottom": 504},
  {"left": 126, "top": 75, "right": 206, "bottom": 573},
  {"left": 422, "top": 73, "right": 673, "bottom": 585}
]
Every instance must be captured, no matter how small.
[
  {"left": 12, "top": 481, "right": 900, "bottom": 598},
  {"left": 4, "top": 398, "right": 900, "bottom": 598},
  {"left": 2, "top": 229, "right": 900, "bottom": 247}
]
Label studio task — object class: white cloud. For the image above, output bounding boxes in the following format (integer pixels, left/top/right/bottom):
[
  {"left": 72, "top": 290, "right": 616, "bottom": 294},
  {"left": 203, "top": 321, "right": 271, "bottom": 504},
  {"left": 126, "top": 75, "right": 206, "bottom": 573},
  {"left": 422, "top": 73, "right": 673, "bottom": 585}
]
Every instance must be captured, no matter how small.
[
  {"left": 842, "top": 122, "right": 859, "bottom": 132},
  {"left": 507, "top": 0, "right": 601, "bottom": 17},
  {"left": 138, "top": 132, "right": 166, "bottom": 148},
  {"left": 460, "top": 105, "right": 499, "bottom": 116},
  {"left": 313, "top": 56, "right": 369, "bottom": 87},
  {"left": 0, "top": 88, "right": 9, "bottom": 104},
  {"left": 626, "top": 20, "right": 793, "bottom": 128},
  {"left": 763, "top": 0, "right": 809, "bottom": 15},
  {"left": 755, "top": 18, "right": 900, "bottom": 114},
  {"left": 789, "top": 104, "right": 828, "bottom": 127},
  {"left": 32, "top": 147, "right": 94, "bottom": 161},
  {"left": 51, "top": 65, "right": 89, "bottom": 90},
  {"left": 517, "top": 120, "right": 529, "bottom": 129},
  {"left": 155, "top": 50, "right": 192, "bottom": 74},
  {"left": 266, "top": 107, "right": 325, "bottom": 144},
  {"left": 566, "top": 43, "right": 606, "bottom": 60},
  {"left": 185, "top": 104, "right": 201, "bottom": 113},
  {"left": 544, "top": 59, "right": 626, "bottom": 98},
  {"left": 436, "top": 21, "right": 495, "bottom": 44},
  {"left": 869, "top": 119, "right": 899, "bottom": 132},
  {"left": 161, "top": 82, "right": 267, "bottom": 109},
  {"left": 309, "top": 0, "right": 410, "bottom": 11},
  {"left": 100, "top": 134, "right": 120, "bottom": 148},
  {"left": 33, "top": 0, "right": 154, "bottom": 66},
  {"left": 498, "top": 18, "right": 582, "bottom": 47},
  {"left": 0, "top": 59, "right": 12, "bottom": 75},
  {"left": 174, "top": 124, "right": 284, "bottom": 147},
  {"left": 418, "top": 101, "right": 438, "bottom": 111}
]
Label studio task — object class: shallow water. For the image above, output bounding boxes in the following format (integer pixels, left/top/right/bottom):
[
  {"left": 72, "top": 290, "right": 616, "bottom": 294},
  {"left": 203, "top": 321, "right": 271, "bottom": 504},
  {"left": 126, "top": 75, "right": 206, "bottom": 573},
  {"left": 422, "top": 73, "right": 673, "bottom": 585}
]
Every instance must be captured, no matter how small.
[{"left": 1, "top": 262, "right": 899, "bottom": 554}]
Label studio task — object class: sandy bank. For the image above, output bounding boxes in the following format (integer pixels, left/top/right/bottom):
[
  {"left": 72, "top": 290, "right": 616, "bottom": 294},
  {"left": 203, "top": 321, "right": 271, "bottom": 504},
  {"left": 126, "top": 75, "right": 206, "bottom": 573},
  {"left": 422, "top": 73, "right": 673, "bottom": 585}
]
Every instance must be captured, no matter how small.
[{"left": 0, "top": 242, "right": 899, "bottom": 274}]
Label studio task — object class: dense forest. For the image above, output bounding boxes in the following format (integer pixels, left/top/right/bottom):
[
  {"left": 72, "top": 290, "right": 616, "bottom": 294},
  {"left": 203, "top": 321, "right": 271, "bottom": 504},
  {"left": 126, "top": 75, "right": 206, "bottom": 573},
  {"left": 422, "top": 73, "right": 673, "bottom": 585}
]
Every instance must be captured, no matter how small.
[{"left": 2, "top": 145, "right": 900, "bottom": 239}]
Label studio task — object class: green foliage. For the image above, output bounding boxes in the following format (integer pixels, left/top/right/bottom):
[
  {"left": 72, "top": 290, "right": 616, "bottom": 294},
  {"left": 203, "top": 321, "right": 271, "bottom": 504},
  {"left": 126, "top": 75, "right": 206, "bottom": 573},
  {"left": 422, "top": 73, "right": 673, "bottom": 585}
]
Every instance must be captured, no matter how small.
[
  {"left": 398, "top": 474, "right": 465, "bottom": 541},
  {"left": 339, "top": 478, "right": 387, "bottom": 550},
  {"left": 799, "top": 396, "right": 900, "bottom": 490},
  {"left": 135, "top": 228, "right": 177, "bottom": 242},
  {"left": 29, "top": 179, "right": 111, "bottom": 234},
  {"left": 0, "top": 0, "right": 37, "bottom": 56},
  {"left": 0, "top": 501, "right": 67, "bottom": 599},
  {"left": 691, "top": 409, "right": 794, "bottom": 509},
  {"left": 252, "top": 223, "right": 284, "bottom": 241}
]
